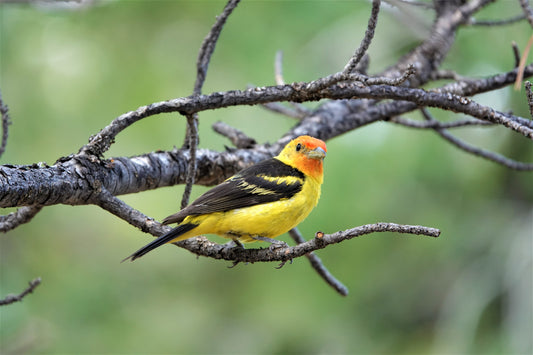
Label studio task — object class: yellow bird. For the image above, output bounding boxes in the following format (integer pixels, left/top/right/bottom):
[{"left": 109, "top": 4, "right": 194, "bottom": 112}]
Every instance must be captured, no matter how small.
[{"left": 124, "top": 135, "right": 326, "bottom": 261}]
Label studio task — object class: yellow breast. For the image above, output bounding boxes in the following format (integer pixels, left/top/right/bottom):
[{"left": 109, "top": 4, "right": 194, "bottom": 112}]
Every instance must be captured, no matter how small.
[{"left": 187, "top": 176, "right": 322, "bottom": 242}]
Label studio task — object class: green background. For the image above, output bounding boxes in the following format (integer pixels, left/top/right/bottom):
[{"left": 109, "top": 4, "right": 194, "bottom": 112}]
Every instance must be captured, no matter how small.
[{"left": 1, "top": 1, "right": 532, "bottom": 354}]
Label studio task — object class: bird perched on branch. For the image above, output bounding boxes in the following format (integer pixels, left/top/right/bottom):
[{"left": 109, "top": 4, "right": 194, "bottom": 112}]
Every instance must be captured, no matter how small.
[{"left": 123, "top": 135, "right": 326, "bottom": 261}]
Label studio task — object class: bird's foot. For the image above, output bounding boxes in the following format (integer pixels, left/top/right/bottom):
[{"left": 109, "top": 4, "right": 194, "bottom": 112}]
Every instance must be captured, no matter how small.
[
  {"left": 222, "top": 239, "right": 245, "bottom": 252},
  {"left": 252, "top": 236, "right": 289, "bottom": 251},
  {"left": 223, "top": 240, "right": 247, "bottom": 268},
  {"left": 275, "top": 258, "right": 293, "bottom": 269}
]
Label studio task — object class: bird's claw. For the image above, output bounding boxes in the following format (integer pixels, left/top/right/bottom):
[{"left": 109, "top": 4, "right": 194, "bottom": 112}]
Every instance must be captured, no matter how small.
[
  {"left": 222, "top": 239, "right": 245, "bottom": 252},
  {"left": 227, "top": 260, "right": 239, "bottom": 268},
  {"left": 275, "top": 258, "right": 293, "bottom": 269},
  {"left": 252, "top": 236, "right": 289, "bottom": 251},
  {"left": 268, "top": 240, "right": 289, "bottom": 252}
]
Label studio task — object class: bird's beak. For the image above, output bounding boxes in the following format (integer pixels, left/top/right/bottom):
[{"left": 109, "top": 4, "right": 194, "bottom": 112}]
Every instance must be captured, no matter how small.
[{"left": 307, "top": 146, "right": 326, "bottom": 160}]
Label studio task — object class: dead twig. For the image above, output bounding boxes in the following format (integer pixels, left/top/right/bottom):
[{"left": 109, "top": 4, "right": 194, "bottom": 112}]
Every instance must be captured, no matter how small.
[
  {"left": 289, "top": 228, "right": 349, "bottom": 297},
  {"left": 212, "top": 121, "right": 256, "bottom": 149},
  {"left": 0, "top": 278, "right": 42, "bottom": 306},
  {"left": 181, "top": 0, "right": 241, "bottom": 208},
  {"left": 0, "top": 90, "right": 11, "bottom": 159},
  {"left": 0, "top": 205, "right": 43, "bottom": 233},
  {"left": 420, "top": 108, "right": 533, "bottom": 171}
]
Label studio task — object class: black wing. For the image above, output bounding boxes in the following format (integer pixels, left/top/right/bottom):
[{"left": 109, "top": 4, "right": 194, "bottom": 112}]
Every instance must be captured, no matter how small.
[{"left": 162, "top": 158, "right": 305, "bottom": 225}]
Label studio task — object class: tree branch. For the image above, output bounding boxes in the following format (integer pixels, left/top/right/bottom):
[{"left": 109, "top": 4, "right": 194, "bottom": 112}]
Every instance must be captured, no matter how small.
[
  {"left": 271, "top": 50, "right": 311, "bottom": 118},
  {"left": 193, "top": 0, "right": 241, "bottom": 94},
  {"left": 343, "top": 0, "right": 381, "bottom": 74},
  {"left": 96, "top": 188, "right": 163, "bottom": 235},
  {"left": 389, "top": 116, "right": 494, "bottom": 129},
  {"left": 181, "top": 0, "right": 241, "bottom": 208},
  {"left": 0, "top": 205, "right": 43, "bottom": 232},
  {"left": 469, "top": 13, "right": 526, "bottom": 26},
  {"left": 212, "top": 121, "right": 256, "bottom": 149},
  {"left": 3, "top": 70, "right": 533, "bottom": 209},
  {"left": 181, "top": 113, "right": 199, "bottom": 209},
  {"left": 526, "top": 81, "right": 533, "bottom": 118},
  {"left": 518, "top": 0, "right": 533, "bottom": 28},
  {"left": 75, "top": 63, "right": 533, "bottom": 164},
  {"left": 420, "top": 108, "right": 533, "bottom": 171},
  {"left": 0, "top": 277, "right": 41, "bottom": 306},
  {"left": 0, "top": 90, "right": 11, "bottom": 159},
  {"left": 288, "top": 228, "right": 349, "bottom": 297},
  {"left": 168, "top": 223, "right": 441, "bottom": 265}
]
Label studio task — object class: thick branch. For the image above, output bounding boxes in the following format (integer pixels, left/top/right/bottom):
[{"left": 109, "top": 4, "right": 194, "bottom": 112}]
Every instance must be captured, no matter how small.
[{"left": 0, "top": 148, "right": 275, "bottom": 208}]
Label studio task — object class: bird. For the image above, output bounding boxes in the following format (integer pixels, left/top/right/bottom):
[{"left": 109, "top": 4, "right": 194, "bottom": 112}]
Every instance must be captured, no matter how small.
[{"left": 123, "top": 135, "right": 326, "bottom": 261}]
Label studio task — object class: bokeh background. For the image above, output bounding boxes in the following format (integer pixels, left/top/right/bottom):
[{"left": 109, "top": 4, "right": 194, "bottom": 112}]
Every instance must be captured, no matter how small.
[{"left": 1, "top": 1, "right": 532, "bottom": 354}]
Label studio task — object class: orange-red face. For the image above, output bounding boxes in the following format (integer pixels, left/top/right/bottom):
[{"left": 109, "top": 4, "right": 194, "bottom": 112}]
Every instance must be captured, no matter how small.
[{"left": 278, "top": 136, "right": 326, "bottom": 181}]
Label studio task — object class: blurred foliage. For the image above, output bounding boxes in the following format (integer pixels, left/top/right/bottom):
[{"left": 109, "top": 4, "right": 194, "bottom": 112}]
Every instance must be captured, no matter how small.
[{"left": 0, "top": 1, "right": 532, "bottom": 354}]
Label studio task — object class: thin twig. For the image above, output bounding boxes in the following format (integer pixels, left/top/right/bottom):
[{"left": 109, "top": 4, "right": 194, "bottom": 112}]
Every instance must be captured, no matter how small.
[
  {"left": 514, "top": 34, "right": 533, "bottom": 90},
  {"left": 302, "top": 0, "right": 382, "bottom": 94},
  {"left": 421, "top": 108, "right": 533, "bottom": 171},
  {"left": 526, "top": 81, "right": 533, "bottom": 118},
  {"left": 273, "top": 50, "right": 312, "bottom": 117},
  {"left": 96, "top": 188, "right": 164, "bottom": 236},
  {"left": 0, "top": 277, "right": 42, "bottom": 306},
  {"left": 261, "top": 102, "right": 306, "bottom": 119},
  {"left": 430, "top": 69, "right": 468, "bottom": 81},
  {"left": 348, "top": 64, "right": 416, "bottom": 86},
  {"left": 212, "top": 121, "right": 256, "bottom": 148},
  {"left": 512, "top": 41, "right": 521, "bottom": 68},
  {"left": 193, "top": 0, "right": 242, "bottom": 94},
  {"left": 343, "top": 0, "right": 381, "bottom": 74},
  {"left": 182, "top": 0, "right": 241, "bottom": 208},
  {"left": 469, "top": 13, "right": 526, "bottom": 26},
  {"left": 0, "top": 90, "right": 11, "bottom": 159},
  {"left": 303, "top": 62, "right": 414, "bottom": 95},
  {"left": 181, "top": 114, "right": 199, "bottom": 209},
  {"left": 390, "top": 116, "right": 494, "bottom": 129},
  {"left": 436, "top": 63, "right": 533, "bottom": 96},
  {"left": 0, "top": 205, "right": 43, "bottom": 232},
  {"left": 518, "top": 0, "right": 533, "bottom": 28},
  {"left": 289, "top": 228, "right": 349, "bottom": 296}
]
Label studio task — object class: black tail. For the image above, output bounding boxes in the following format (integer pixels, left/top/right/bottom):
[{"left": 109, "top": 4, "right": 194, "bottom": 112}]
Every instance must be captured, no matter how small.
[{"left": 122, "top": 223, "right": 198, "bottom": 262}]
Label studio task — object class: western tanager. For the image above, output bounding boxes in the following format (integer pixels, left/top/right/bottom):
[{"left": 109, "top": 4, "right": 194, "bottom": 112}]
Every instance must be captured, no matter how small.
[{"left": 124, "top": 135, "right": 326, "bottom": 261}]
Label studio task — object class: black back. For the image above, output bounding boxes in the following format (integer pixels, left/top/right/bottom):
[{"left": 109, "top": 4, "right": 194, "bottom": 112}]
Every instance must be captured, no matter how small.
[{"left": 162, "top": 158, "right": 305, "bottom": 225}]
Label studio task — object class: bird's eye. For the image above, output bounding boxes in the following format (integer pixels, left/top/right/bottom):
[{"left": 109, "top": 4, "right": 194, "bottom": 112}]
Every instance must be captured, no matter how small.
[{"left": 296, "top": 143, "right": 302, "bottom": 152}]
